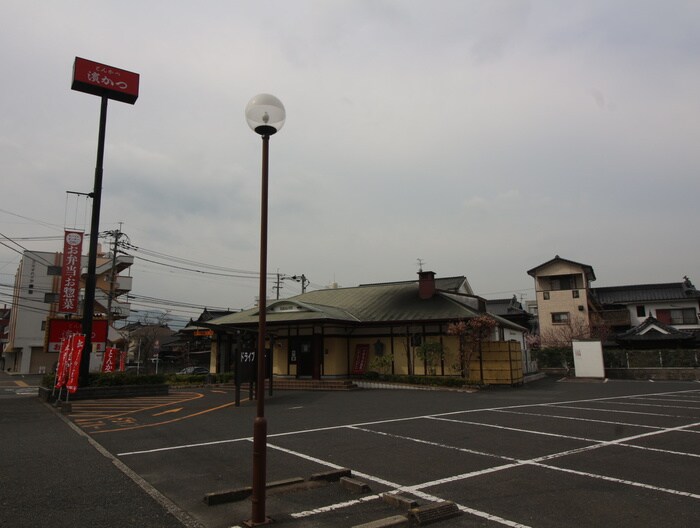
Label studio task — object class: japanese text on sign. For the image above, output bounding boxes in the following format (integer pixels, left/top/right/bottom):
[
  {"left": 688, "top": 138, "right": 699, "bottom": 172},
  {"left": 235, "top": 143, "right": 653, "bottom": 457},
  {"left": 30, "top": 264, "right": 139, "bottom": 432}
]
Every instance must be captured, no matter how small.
[
  {"left": 72, "top": 57, "right": 139, "bottom": 105},
  {"left": 58, "top": 230, "right": 83, "bottom": 313}
]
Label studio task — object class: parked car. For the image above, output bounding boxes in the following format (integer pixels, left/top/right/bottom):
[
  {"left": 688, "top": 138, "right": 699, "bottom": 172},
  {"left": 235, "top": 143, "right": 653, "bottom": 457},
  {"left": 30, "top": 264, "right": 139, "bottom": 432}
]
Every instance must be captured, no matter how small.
[{"left": 178, "top": 366, "right": 209, "bottom": 375}]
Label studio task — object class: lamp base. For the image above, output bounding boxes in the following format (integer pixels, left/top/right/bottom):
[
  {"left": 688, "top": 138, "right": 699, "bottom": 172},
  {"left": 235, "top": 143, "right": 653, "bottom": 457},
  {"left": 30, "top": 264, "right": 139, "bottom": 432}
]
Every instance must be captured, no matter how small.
[{"left": 242, "top": 517, "right": 273, "bottom": 527}]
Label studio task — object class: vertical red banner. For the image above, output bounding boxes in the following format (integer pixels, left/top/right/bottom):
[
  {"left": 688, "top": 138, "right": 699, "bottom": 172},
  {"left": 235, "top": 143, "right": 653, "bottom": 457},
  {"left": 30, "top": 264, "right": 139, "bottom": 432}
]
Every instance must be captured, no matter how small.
[
  {"left": 58, "top": 231, "right": 84, "bottom": 313},
  {"left": 67, "top": 334, "right": 86, "bottom": 393},
  {"left": 119, "top": 350, "right": 127, "bottom": 372},
  {"left": 101, "top": 347, "right": 118, "bottom": 373},
  {"left": 352, "top": 344, "right": 370, "bottom": 375},
  {"left": 55, "top": 335, "right": 73, "bottom": 389}
]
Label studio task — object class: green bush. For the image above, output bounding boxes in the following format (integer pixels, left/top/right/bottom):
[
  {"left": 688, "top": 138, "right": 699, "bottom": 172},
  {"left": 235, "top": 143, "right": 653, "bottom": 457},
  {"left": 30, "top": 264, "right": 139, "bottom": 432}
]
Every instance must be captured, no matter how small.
[
  {"left": 368, "top": 354, "right": 394, "bottom": 375},
  {"left": 92, "top": 372, "right": 166, "bottom": 386},
  {"left": 165, "top": 372, "right": 233, "bottom": 384},
  {"left": 360, "top": 372, "right": 472, "bottom": 388},
  {"left": 41, "top": 371, "right": 166, "bottom": 388},
  {"left": 533, "top": 347, "right": 572, "bottom": 369}
]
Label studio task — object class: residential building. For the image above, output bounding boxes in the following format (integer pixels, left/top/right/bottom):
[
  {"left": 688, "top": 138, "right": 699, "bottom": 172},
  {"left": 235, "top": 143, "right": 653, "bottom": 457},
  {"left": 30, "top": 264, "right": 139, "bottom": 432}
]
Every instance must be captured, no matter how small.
[
  {"left": 486, "top": 295, "right": 536, "bottom": 373},
  {"left": 528, "top": 255, "right": 700, "bottom": 348},
  {"left": 592, "top": 278, "right": 700, "bottom": 332},
  {"left": 177, "top": 308, "right": 236, "bottom": 371},
  {"left": 206, "top": 271, "right": 527, "bottom": 384},
  {"left": 113, "top": 322, "right": 176, "bottom": 373},
  {"left": 485, "top": 295, "right": 532, "bottom": 331},
  {"left": 3, "top": 247, "right": 133, "bottom": 374},
  {"left": 526, "top": 256, "right": 599, "bottom": 347}
]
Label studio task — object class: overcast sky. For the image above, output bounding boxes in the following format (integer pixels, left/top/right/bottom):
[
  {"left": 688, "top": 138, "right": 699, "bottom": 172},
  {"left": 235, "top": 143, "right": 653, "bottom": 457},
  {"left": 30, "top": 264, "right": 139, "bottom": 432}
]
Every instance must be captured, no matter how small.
[{"left": 2, "top": 1, "right": 699, "bottom": 326}]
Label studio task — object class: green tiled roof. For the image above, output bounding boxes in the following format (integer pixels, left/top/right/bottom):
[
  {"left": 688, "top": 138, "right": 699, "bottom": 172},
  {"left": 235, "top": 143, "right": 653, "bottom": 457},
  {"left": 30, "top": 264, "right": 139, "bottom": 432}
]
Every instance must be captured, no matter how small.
[{"left": 208, "top": 282, "right": 524, "bottom": 331}]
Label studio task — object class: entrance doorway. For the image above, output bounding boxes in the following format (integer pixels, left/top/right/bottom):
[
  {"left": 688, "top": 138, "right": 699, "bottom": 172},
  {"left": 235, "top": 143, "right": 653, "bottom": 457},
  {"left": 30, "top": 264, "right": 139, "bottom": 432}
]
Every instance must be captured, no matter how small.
[{"left": 289, "top": 336, "right": 322, "bottom": 379}]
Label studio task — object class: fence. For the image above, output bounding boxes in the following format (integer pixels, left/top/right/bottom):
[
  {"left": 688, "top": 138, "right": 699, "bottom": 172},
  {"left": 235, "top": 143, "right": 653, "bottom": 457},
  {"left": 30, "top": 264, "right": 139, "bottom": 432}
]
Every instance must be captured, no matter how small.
[
  {"left": 604, "top": 349, "right": 699, "bottom": 368},
  {"left": 475, "top": 341, "right": 523, "bottom": 385},
  {"left": 535, "top": 346, "right": 699, "bottom": 380}
]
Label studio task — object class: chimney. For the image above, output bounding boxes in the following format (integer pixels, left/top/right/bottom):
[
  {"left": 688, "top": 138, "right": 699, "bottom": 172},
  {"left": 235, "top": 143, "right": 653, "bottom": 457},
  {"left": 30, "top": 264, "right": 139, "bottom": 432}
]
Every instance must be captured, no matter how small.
[{"left": 418, "top": 270, "right": 436, "bottom": 299}]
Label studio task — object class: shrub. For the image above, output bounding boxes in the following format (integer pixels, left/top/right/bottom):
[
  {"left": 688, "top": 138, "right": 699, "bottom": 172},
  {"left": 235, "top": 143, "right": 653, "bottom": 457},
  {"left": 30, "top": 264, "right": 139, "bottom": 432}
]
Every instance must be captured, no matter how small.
[
  {"left": 360, "top": 372, "right": 473, "bottom": 388},
  {"left": 368, "top": 354, "right": 394, "bottom": 375},
  {"left": 42, "top": 372, "right": 166, "bottom": 388},
  {"left": 533, "top": 347, "right": 572, "bottom": 369}
]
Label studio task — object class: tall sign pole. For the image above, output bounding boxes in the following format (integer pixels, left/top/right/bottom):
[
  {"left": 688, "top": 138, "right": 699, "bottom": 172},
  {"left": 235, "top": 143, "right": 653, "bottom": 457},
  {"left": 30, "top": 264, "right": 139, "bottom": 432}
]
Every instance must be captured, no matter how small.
[{"left": 71, "top": 57, "right": 139, "bottom": 385}]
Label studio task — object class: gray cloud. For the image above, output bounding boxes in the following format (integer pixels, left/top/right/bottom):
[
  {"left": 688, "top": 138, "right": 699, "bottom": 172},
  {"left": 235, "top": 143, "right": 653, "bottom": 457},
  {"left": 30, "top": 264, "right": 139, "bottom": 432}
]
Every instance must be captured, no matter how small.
[{"left": 2, "top": 1, "right": 699, "bottom": 321}]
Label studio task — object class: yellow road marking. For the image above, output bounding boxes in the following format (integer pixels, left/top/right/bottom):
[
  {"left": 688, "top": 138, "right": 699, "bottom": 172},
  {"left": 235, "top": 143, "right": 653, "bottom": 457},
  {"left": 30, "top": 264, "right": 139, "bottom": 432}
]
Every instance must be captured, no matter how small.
[
  {"left": 91, "top": 399, "right": 249, "bottom": 434},
  {"left": 69, "top": 392, "right": 205, "bottom": 430},
  {"left": 153, "top": 407, "right": 183, "bottom": 416}
]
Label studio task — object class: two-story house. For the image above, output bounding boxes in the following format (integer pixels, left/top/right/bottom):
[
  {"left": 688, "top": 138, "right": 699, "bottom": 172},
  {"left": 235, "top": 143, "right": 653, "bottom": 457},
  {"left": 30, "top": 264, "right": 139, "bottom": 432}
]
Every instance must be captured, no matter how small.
[
  {"left": 527, "top": 256, "right": 600, "bottom": 347},
  {"left": 528, "top": 255, "right": 700, "bottom": 349}
]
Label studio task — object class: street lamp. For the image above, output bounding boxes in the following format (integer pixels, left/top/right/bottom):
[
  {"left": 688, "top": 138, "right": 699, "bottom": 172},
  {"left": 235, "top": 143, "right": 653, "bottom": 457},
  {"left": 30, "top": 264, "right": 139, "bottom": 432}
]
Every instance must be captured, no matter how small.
[{"left": 245, "top": 93, "right": 285, "bottom": 526}]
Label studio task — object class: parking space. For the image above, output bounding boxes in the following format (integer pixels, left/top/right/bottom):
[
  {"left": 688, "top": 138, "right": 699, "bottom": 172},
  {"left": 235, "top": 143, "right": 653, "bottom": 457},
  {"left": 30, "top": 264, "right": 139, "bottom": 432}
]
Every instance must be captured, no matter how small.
[{"left": 67, "top": 379, "right": 700, "bottom": 527}]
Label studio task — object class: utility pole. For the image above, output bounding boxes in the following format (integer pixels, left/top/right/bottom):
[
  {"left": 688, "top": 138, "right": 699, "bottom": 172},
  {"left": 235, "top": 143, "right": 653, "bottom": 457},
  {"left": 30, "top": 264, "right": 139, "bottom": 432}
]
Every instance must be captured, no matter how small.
[
  {"left": 274, "top": 271, "right": 282, "bottom": 300},
  {"left": 290, "top": 274, "right": 308, "bottom": 294},
  {"left": 106, "top": 223, "right": 124, "bottom": 331},
  {"left": 105, "top": 224, "right": 130, "bottom": 331},
  {"left": 276, "top": 273, "right": 309, "bottom": 297}
]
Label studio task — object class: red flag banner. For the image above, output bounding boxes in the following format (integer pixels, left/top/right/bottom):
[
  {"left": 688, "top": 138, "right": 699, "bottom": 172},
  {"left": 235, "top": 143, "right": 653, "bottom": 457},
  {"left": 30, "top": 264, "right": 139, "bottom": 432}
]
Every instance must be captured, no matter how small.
[
  {"left": 67, "top": 334, "right": 86, "bottom": 394},
  {"left": 55, "top": 335, "right": 73, "bottom": 389},
  {"left": 58, "top": 231, "right": 84, "bottom": 314},
  {"left": 102, "top": 347, "right": 118, "bottom": 373},
  {"left": 119, "top": 350, "right": 127, "bottom": 372}
]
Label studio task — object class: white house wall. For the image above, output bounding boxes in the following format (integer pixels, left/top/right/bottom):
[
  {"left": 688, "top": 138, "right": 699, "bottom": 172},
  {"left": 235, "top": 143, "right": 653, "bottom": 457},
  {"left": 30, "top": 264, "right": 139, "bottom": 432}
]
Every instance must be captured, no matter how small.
[{"left": 626, "top": 301, "right": 700, "bottom": 329}]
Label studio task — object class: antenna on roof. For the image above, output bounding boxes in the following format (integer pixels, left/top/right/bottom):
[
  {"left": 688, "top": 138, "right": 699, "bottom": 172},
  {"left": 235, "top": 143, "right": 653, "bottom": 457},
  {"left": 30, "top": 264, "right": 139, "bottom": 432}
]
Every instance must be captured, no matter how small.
[{"left": 417, "top": 258, "right": 424, "bottom": 272}]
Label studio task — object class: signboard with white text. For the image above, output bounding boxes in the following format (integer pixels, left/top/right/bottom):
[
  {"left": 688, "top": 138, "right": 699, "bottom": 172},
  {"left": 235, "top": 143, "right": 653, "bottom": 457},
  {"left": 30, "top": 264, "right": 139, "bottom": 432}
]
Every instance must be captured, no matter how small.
[
  {"left": 72, "top": 57, "right": 140, "bottom": 104},
  {"left": 58, "top": 230, "right": 83, "bottom": 313},
  {"left": 47, "top": 318, "right": 108, "bottom": 353}
]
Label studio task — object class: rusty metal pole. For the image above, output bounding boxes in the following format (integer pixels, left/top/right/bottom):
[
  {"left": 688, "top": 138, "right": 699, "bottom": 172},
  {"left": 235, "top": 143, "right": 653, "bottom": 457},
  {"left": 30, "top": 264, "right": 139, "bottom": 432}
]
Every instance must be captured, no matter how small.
[{"left": 251, "top": 134, "right": 270, "bottom": 525}]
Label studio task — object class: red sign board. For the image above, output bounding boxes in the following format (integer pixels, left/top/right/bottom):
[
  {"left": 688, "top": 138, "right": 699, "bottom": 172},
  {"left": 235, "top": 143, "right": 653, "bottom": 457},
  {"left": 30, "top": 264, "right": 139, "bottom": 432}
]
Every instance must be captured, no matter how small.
[
  {"left": 352, "top": 344, "right": 370, "bottom": 375},
  {"left": 72, "top": 57, "right": 139, "bottom": 104},
  {"left": 47, "top": 318, "right": 108, "bottom": 353},
  {"left": 58, "top": 230, "right": 83, "bottom": 313}
]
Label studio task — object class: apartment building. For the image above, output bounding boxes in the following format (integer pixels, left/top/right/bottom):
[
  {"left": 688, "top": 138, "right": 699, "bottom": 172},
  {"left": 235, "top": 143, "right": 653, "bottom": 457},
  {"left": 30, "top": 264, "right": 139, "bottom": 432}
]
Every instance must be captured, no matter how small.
[{"left": 2, "top": 247, "right": 133, "bottom": 374}]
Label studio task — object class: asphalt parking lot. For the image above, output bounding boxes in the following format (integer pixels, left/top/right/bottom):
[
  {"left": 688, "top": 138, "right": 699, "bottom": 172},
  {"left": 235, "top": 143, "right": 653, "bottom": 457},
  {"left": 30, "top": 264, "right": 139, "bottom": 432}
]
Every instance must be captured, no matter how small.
[{"left": 58, "top": 377, "right": 700, "bottom": 528}]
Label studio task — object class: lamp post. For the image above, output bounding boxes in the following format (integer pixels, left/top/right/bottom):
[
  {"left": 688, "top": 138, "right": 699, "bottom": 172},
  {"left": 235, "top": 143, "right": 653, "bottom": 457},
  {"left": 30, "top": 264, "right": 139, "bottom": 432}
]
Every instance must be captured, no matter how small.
[{"left": 245, "top": 93, "right": 285, "bottom": 526}]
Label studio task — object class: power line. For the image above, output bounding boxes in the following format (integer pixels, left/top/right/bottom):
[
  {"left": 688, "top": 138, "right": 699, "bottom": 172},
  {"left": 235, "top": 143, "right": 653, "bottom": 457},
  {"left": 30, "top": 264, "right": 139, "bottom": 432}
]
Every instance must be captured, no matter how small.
[
  {"left": 121, "top": 242, "right": 268, "bottom": 276},
  {"left": 128, "top": 252, "right": 275, "bottom": 279},
  {"left": 0, "top": 232, "right": 60, "bottom": 268},
  {"left": 0, "top": 208, "right": 64, "bottom": 230}
]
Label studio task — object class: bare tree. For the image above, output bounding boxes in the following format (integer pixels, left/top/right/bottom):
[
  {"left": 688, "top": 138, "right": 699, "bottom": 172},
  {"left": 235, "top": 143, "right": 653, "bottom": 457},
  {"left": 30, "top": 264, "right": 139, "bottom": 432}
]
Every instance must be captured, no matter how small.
[
  {"left": 447, "top": 315, "right": 497, "bottom": 381},
  {"left": 539, "top": 315, "right": 610, "bottom": 349},
  {"left": 539, "top": 315, "right": 591, "bottom": 349}
]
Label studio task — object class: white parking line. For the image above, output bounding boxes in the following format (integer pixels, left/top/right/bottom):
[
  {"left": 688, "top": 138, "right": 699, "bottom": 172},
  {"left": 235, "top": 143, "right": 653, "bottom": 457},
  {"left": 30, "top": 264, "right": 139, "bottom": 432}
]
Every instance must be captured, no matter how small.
[
  {"left": 492, "top": 408, "right": 663, "bottom": 430},
  {"left": 352, "top": 417, "right": 700, "bottom": 501},
  {"left": 118, "top": 388, "right": 700, "bottom": 457},
  {"left": 602, "top": 401, "right": 700, "bottom": 410},
  {"left": 115, "top": 387, "right": 700, "bottom": 526},
  {"left": 268, "top": 442, "right": 532, "bottom": 527},
  {"left": 544, "top": 403, "right": 691, "bottom": 418}
]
